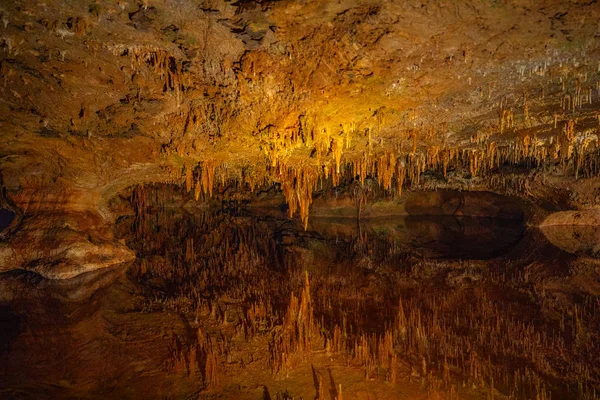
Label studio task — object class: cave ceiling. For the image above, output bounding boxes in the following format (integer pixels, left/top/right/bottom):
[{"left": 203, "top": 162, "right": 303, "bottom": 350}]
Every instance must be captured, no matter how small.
[{"left": 0, "top": 0, "right": 600, "bottom": 222}]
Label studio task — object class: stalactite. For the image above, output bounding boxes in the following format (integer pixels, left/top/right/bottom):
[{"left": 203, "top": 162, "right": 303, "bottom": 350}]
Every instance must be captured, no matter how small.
[
  {"left": 278, "top": 164, "right": 318, "bottom": 229},
  {"left": 201, "top": 160, "right": 216, "bottom": 197},
  {"left": 194, "top": 178, "right": 201, "bottom": 201},
  {"left": 500, "top": 109, "right": 514, "bottom": 134},
  {"left": 332, "top": 137, "right": 343, "bottom": 174},
  {"left": 185, "top": 161, "right": 193, "bottom": 193},
  {"left": 397, "top": 160, "right": 406, "bottom": 196}
]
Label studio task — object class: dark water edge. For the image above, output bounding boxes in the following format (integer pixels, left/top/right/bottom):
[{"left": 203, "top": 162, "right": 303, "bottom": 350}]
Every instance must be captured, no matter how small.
[{"left": 0, "top": 208, "right": 15, "bottom": 233}]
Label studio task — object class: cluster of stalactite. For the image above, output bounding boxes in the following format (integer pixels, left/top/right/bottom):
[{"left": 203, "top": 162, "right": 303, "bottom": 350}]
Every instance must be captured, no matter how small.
[
  {"left": 276, "top": 164, "right": 318, "bottom": 230},
  {"left": 121, "top": 198, "right": 600, "bottom": 399},
  {"left": 258, "top": 115, "right": 355, "bottom": 171},
  {"left": 560, "top": 76, "right": 595, "bottom": 113},
  {"left": 169, "top": 113, "right": 600, "bottom": 229},
  {"left": 107, "top": 44, "right": 189, "bottom": 106},
  {"left": 132, "top": 48, "right": 185, "bottom": 99},
  {"left": 148, "top": 63, "right": 600, "bottom": 231},
  {"left": 181, "top": 161, "right": 268, "bottom": 203}
]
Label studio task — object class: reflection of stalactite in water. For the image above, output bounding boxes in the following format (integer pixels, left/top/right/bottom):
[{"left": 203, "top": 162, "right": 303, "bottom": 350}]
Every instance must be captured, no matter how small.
[
  {"left": 269, "top": 272, "right": 316, "bottom": 374},
  {"left": 125, "top": 187, "right": 600, "bottom": 398},
  {"left": 131, "top": 184, "right": 148, "bottom": 214},
  {"left": 204, "top": 350, "right": 219, "bottom": 387}
]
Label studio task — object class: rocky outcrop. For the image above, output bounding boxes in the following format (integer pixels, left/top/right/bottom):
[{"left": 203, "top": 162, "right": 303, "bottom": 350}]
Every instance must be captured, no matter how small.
[
  {"left": 541, "top": 209, "right": 600, "bottom": 227},
  {"left": 0, "top": 212, "right": 134, "bottom": 279},
  {"left": 540, "top": 209, "right": 600, "bottom": 256}
]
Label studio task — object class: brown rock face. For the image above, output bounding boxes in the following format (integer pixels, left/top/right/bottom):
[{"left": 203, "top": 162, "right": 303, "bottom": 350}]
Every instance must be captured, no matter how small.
[
  {"left": 0, "top": 212, "right": 135, "bottom": 279},
  {"left": 0, "top": 0, "right": 599, "bottom": 269}
]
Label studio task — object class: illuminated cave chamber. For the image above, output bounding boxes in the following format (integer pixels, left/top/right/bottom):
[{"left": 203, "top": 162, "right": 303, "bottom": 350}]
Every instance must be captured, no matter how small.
[{"left": 1, "top": 0, "right": 600, "bottom": 399}]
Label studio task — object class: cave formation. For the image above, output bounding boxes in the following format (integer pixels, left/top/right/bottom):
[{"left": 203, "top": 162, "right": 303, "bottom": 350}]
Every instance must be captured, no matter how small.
[{"left": 1, "top": 0, "right": 600, "bottom": 399}]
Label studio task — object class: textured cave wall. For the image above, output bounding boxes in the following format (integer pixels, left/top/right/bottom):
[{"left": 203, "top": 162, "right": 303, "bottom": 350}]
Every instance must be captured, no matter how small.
[{"left": 1, "top": 0, "right": 600, "bottom": 277}]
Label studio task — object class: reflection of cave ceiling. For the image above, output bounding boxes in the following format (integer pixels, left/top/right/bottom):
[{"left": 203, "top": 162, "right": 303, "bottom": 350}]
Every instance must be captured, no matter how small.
[{"left": 1, "top": 0, "right": 600, "bottom": 222}]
